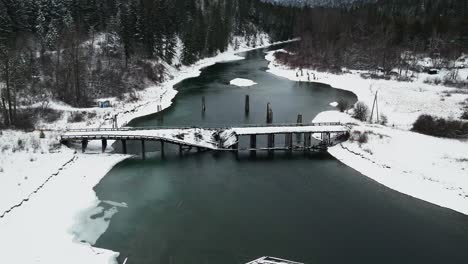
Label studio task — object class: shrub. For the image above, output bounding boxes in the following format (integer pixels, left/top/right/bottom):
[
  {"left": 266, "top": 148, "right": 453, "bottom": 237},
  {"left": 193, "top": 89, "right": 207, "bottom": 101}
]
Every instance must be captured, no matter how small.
[
  {"left": 40, "top": 108, "right": 63, "bottom": 123},
  {"left": 13, "top": 110, "right": 35, "bottom": 131},
  {"left": 353, "top": 101, "right": 369, "bottom": 121},
  {"left": 338, "top": 99, "right": 350, "bottom": 112},
  {"left": 412, "top": 114, "right": 468, "bottom": 138},
  {"left": 358, "top": 132, "right": 369, "bottom": 144},
  {"left": 380, "top": 114, "right": 388, "bottom": 125},
  {"left": 461, "top": 110, "right": 468, "bottom": 120},
  {"left": 68, "top": 112, "right": 85, "bottom": 123},
  {"left": 17, "top": 139, "right": 25, "bottom": 151}
]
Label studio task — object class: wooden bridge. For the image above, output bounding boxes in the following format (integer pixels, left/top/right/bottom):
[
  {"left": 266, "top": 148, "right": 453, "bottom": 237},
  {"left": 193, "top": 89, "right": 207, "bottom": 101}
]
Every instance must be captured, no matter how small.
[{"left": 60, "top": 122, "right": 350, "bottom": 158}]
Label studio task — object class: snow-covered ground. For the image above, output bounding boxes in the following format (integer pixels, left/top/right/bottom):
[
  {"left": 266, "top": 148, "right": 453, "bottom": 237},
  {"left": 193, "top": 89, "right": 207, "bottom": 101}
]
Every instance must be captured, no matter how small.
[
  {"left": 0, "top": 153, "right": 128, "bottom": 264},
  {"left": 267, "top": 50, "right": 468, "bottom": 129},
  {"left": 230, "top": 78, "right": 258, "bottom": 87},
  {"left": 267, "top": 51, "right": 468, "bottom": 215},
  {"left": 0, "top": 37, "right": 299, "bottom": 264}
]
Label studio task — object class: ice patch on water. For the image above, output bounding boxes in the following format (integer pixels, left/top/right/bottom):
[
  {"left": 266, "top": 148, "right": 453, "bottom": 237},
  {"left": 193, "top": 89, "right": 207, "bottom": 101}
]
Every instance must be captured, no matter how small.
[
  {"left": 329, "top": 102, "right": 338, "bottom": 107},
  {"left": 230, "top": 78, "right": 257, "bottom": 87},
  {"left": 102, "top": 200, "right": 128, "bottom": 208},
  {"left": 70, "top": 204, "right": 120, "bottom": 245}
]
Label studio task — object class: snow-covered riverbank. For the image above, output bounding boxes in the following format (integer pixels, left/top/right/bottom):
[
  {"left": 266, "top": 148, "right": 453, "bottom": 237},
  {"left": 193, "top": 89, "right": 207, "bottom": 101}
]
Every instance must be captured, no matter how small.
[
  {"left": 267, "top": 50, "right": 468, "bottom": 215},
  {"left": 0, "top": 38, "right": 298, "bottom": 264}
]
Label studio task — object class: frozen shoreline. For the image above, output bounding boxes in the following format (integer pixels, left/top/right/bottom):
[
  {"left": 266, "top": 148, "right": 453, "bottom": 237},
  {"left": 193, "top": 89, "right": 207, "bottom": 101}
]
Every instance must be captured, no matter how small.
[
  {"left": 0, "top": 38, "right": 299, "bottom": 264},
  {"left": 266, "top": 50, "right": 468, "bottom": 215}
]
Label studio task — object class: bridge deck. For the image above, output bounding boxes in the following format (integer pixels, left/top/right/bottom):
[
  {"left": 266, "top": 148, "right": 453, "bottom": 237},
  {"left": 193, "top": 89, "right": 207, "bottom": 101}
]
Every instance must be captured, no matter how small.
[
  {"left": 61, "top": 122, "right": 350, "bottom": 151},
  {"left": 231, "top": 124, "right": 349, "bottom": 135},
  {"left": 62, "top": 128, "right": 220, "bottom": 149}
]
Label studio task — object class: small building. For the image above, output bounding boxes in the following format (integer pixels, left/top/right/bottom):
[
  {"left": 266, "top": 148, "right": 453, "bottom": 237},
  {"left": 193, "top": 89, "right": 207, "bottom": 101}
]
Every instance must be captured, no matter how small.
[{"left": 97, "top": 100, "right": 111, "bottom": 108}]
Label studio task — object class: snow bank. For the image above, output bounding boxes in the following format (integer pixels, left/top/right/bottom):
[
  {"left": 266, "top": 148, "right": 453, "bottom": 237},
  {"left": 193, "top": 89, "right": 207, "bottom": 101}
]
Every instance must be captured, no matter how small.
[
  {"left": 0, "top": 130, "right": 75, "bottom": 216},
  {"left": 0, "top": 153, "right": 128, "bottom": 264},
  {"left": 319, "top": 112, "right": 468, "bottom": 215},
  {"left": 230, "top": 78, "right": 257, "bottom": 87},
  {"left": 266, "top": 50, "right": 467, "bottom": 130}
]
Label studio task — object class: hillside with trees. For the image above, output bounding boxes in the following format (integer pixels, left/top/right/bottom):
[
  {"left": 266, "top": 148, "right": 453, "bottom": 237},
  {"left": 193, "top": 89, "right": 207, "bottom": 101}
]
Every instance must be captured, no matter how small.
[
  {"left": 279, "top": 0, "right": 467, "bottom": 77},
  {"left": 0, "top": 0, "right": 296, "bottom": 128}
]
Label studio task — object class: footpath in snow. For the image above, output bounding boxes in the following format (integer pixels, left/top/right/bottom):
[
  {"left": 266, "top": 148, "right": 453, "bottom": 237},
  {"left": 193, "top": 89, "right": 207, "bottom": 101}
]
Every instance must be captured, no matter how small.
[
  {"left": 0, "top": 38, "right": 298, "bottom": 264},
  {"left": 266, "top": 50, "right": 468, "bottom": 215}
]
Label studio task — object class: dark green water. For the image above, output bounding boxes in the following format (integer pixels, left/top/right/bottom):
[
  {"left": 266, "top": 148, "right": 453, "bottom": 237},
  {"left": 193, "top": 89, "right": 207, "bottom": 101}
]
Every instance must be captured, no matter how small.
[{"left": 92, "top": 47, "right": 468, "bottom": 264}]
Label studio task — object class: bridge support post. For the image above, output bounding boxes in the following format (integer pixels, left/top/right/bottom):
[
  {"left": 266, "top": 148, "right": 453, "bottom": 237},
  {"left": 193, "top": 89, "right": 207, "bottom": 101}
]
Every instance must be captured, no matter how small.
[
  {"left": 296, "top": 114, "right": 303, "bottom": 144},
  {"left": 304, "top": 133, "right": 311, "bottom": 150},
  {"left": 285, "top": 133, "right": 293, "bottom": 152},
  {"left": 121, "top": 139, "right": 127, "bottom": 154},
  {"left": 250, "top": 134, "right": 256, "bottom": 156},
  {"left": 102, "top": 139, "right": 107, "bottom": 153},
  {"left": 267, "top": 134, "right": 275, "bottom": 154},
  {"left": 141, "top": 140, "right": 146, "bottom": 160},
  {"left": 160, "top": 141, "right": 165, "bottom": 157},
  {"left": 82, "top": 139, "right": 88, "bottom": 153},
  {"left": 233, "top": 135, "right": 239, "bottom": 154}
]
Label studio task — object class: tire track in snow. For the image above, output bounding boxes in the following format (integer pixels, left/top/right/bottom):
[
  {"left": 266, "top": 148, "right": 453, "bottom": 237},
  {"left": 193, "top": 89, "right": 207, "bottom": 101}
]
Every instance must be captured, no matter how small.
[{"left": 0, "top": 155, "right": 77, "bottom": 220}]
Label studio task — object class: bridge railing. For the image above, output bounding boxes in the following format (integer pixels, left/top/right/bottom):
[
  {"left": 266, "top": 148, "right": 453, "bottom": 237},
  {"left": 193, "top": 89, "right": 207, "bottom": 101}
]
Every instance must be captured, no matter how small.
[
  {"left": 64, "top": 122, "right": 346, "bottom": 133},
  {"left": 61, "top": 133, "right": 221, "bottom": 149}
]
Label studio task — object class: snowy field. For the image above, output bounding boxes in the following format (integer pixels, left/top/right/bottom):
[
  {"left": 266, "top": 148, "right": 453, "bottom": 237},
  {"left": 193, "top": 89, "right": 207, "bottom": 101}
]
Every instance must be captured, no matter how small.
[
  {"left": 267, "top": 51, "right": 468, "bottom": 215},
  {"left": 0, "top": 37, "right": 299, "bottom": 264}
]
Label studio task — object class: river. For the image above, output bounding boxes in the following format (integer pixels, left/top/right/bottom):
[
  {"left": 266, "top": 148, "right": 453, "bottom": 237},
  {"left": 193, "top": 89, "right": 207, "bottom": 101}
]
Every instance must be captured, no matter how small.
[{"left": 88, "top": 47, "right": 468, "bottom": 264}]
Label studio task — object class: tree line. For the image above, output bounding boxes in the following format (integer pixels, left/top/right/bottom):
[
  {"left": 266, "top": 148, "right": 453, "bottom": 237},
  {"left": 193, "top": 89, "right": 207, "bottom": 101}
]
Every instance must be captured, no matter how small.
[
  {"left": 282, "top": 0, "right": 468, "bottom": 75},
  {"left": 0, "top": 0, "right": 296, "bottom": 128}
]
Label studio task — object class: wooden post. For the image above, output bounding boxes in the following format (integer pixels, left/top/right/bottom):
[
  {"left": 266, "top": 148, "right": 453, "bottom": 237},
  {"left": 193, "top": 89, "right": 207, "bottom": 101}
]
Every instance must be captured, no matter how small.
[
  {"left": 102, "top": 139, "right": 107, "bottom": 153},
  {"left": 202, "top": 96, "right": 206, "bottom": 113},
  {"left": 141, "top": 140, "right": 146, "bottom": 160},
  {"left": 81, "top": 139, "right": 88, "bottom": 153},
  {"left": 266, "top": 103, "right": 273, "bottom": 124},
  {"left": 245, "top": 95, "right": 250, "bottom": 115},
  {"left": 121, "top": 139, "right": 127, "bottom": 154},
  {"left": 297, "top": 114, "right": 303, "bottom": 124}
]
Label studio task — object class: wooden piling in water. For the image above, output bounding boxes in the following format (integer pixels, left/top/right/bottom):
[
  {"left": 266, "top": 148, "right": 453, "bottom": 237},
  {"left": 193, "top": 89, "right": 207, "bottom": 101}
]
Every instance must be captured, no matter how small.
[
  {"left": 121, "top": 139, "right": 127, "bottom": 154},
  {"left": 266, "top": 103, "right": 273, "bottom": 124},
  {"left": 202, "top": 96, "right": 206, "bottom": 112},
  {"left": 141, "top": 140, "right": 146, "bottom": 160},
  {"left": 297, "top": 114, "right": 303, "bottom": 124},
  {"left": 245, "top": 95, "right": 250, "bottom": 115}
]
